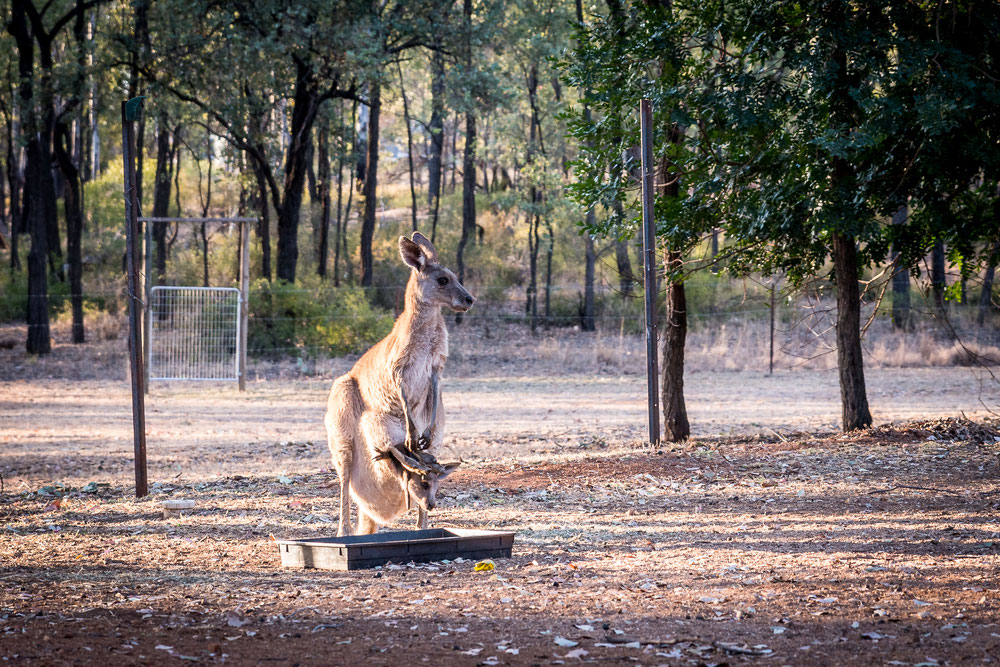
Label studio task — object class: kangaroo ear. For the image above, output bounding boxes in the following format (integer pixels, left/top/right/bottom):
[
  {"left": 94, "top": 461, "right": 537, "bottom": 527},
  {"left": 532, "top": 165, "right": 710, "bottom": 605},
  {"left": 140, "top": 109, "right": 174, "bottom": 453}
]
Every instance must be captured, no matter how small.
[
  {"left": 439, "top": 460, "right": 462, "bottom": 478},
  {"left": 411, "top": 232, "right": 438, "bottom": 263},
  {"left": 399, "top": 236, "right": 426, "bottom": 271}
]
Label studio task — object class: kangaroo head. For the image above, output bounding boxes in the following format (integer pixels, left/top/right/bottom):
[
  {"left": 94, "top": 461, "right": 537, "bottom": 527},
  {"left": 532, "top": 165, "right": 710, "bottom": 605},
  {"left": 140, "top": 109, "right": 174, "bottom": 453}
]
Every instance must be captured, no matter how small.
[
  {"left": 387, "top": 446, "right": 461, "bottom": 512},
  {"left": 399, "top": 232, "right": 475, "bottom": 313}
]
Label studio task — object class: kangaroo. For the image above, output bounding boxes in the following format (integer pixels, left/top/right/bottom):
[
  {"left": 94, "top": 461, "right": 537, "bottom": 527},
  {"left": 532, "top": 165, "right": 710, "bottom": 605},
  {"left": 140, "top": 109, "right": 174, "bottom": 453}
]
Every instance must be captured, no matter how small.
[{"left": 324, "top": 232, "right": 474, "bottom": 536}]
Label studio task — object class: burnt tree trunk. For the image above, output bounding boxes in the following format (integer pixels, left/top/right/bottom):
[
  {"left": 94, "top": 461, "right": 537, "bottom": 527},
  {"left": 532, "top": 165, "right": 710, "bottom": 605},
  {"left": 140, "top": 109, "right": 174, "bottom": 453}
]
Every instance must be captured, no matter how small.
[
  {"left": 832, "top": 231, "right": 873, "bottom": 430},
  {"left": 360, "top": 79, "right": 381, "bottom": 288}
]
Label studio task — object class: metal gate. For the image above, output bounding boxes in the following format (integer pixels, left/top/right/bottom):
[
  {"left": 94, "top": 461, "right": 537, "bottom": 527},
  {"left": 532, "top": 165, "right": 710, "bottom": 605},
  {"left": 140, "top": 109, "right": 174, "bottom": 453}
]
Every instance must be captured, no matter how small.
[{"left": 149, "top": 286, "right": 241, "bottom": 381}]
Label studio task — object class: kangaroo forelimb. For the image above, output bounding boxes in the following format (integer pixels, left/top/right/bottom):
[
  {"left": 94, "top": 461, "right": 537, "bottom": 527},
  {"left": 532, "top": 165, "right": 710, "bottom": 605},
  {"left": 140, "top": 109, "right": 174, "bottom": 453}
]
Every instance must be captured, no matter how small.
[
  {"left": 398, "top": 382, "right": 421, "bottom": 453},
  {"left": 418, "top": 371, "right": 440, "bottom": 451}
]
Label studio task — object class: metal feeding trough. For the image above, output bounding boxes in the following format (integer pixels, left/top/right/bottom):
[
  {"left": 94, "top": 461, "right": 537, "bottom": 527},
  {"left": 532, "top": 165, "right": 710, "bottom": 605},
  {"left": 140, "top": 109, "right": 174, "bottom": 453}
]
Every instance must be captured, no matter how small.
[{"left": 276, "top": 528, "right": 515, "bottom": 571}]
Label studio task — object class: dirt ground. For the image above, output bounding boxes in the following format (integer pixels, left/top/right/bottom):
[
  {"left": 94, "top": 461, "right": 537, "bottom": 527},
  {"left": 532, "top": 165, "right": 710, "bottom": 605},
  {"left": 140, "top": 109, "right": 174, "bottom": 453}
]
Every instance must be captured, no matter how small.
[{"left": 2, "top": 326, "right": 1000, "bottom": 665}]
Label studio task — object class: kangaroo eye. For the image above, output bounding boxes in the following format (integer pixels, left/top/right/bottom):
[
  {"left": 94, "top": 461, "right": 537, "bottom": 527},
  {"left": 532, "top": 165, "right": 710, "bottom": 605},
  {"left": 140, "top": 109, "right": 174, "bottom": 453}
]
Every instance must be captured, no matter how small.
[
  {"left": 421, "top": 481, "right": 430, "bottom": 490},
  {"left": 437, "top": 276, "right": 450, "bottom": 286}
]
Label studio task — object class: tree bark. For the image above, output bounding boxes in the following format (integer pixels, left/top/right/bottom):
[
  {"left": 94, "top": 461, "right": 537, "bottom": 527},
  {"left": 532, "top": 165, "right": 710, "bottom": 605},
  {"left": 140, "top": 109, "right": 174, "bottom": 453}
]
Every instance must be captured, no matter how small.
[
  {"left": 4, "top": 99, "right": 23, "bottom": 272},
  {"left": 427, "top": 48, "right": 445, "bottom": 225},
  {"left": 54, "top": 122, "right": 84, "bottom": 343},
  {"left": 316, "top": 119, "right": 331, "bottom": 278},
  {"left": 832, "top": 231, "right": 873, "bottom": 430},
  {"left": 360, "top": 79, "right": 381, "bottom": 288},
  {"left": 9, "top": 0, "right": 51, "bottom": 353},
  {"left": 151, "top": 115, "right": 174, "bottom": 283},
  {"left": 890, "top": 206, "right": 910, "bottom": 330},
  {"left": 543, "top": 218, "right": 554, "bottom": 323},
  {"left": 456, "top": 112, "right": 476, "bottom": 283},
  {"left": 275, "top": 63, "right": 322, "bottom": 283},
  {"left": 661, "top": 249, "right": 689, "bottom": 441},
  {"left": 575, "top": 0, "right": 596, "bottom": 332},
  {"left": 252, "top": 156, "right": 271, "bottom": 281},
  {"left": 397, "top": 62, "right": 418, "bottom": 233}
]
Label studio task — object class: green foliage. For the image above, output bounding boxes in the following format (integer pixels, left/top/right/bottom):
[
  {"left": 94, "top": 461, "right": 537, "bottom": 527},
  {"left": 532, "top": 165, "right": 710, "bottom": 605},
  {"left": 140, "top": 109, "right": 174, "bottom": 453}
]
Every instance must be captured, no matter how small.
[
  {"left": 562, "top": 0, "right": 1000, "bottom": 285},
  {"left": 247, "top": 277, "right": 394, "bottom": 358}
]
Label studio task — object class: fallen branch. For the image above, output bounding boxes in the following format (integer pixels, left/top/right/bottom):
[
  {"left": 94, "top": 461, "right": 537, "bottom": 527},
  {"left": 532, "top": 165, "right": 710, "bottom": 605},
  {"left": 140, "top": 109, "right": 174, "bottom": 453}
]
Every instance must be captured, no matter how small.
[{"left": 869, "top": 484, "right": 964, "bottom": 496}]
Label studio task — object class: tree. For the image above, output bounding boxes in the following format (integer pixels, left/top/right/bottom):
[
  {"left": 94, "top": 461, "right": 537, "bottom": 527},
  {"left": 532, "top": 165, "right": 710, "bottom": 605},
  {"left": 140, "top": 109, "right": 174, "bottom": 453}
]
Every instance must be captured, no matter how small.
[
  {"left": 7, "top": 0, "right": 98, "bottom": 353},
  {"left": 150, "top": 0, "right": 368, "bottom": 284},
  {"left": 565, "top": 0, "right": 1000, "bottom": 433}
]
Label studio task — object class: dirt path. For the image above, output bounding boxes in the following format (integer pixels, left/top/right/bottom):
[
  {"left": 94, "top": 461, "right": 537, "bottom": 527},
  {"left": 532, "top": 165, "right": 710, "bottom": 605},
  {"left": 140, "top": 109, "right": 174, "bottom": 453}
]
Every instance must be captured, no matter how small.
[
  {"left": 1, "top": 367, "right": 996, "bottom": 488},
  {"left": 2, "top": 366, "right": 1000, "bottom": 665}
]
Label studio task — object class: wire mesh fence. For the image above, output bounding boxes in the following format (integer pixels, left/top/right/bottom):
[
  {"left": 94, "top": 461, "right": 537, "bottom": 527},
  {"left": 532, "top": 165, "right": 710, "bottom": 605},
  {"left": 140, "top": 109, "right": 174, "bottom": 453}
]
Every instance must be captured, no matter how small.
[{"left": 149, "top": 286, "right": 241, "bottom": 381}]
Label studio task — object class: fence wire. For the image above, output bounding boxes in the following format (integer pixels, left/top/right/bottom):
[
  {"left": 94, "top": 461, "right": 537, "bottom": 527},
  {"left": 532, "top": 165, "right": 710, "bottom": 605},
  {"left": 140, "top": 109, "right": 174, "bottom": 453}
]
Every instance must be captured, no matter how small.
[{"left": 149, "top": 287, "right": 240, "bottom": 381}]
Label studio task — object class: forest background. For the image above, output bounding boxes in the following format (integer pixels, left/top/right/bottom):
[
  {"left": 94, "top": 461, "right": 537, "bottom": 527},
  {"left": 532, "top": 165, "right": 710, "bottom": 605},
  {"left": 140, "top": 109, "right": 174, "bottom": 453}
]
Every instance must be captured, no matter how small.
[{"left": 1, "top": 0, "right": 999, "bottom": 438}]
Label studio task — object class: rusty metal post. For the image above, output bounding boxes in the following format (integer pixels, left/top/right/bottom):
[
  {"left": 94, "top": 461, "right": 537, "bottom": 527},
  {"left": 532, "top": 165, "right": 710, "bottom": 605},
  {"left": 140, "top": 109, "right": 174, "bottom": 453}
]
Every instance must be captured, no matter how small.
[
  {"left": 639, "top": 99, "right": 661, "bottom": 445},
  {"left": 122, "top": 100, "right": 148, "bottom": 498}
]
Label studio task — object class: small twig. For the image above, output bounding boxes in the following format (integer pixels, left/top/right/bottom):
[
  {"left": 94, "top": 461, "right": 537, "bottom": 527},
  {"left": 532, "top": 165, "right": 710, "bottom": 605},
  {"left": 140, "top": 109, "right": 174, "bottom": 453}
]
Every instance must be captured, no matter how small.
[
  {"left": 869, "top": 484, "right": 964, "bottom": 496},
  {"left": 764, "top": 427, "right": 787, "bottom": 443},
  {"left": 714, "top": 641, "right": 772, "bottom": 655}
]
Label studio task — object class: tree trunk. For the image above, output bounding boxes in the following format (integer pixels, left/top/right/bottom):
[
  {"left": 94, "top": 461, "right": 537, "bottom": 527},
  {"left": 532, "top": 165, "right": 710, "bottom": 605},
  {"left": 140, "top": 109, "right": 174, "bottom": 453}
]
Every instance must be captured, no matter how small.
[
  {"left": 448, "top": 119, "right": 458, "bottom": 193},
  {"left": 661, "top": 249, "right": 689, "bottom": 441},
  {"left": 316, "top": 120, "right": 331, "bottom": 278},
  {"left": 456, "top": 112, "right": 476, "bottom": 283},
  {"left": 275, "top": 62, "right": 323, "bottom": 283},
  {"left": 979, "top": 241, "right": 999, "bottom": 326},
  {"left": 832, "top": 232, "right": 873, "bottom": 430},
  {"left": 198, "top": 139, "right": 212, "bottom": 287},
  {"left": 252, "top": 157, "right": 271, "bottom": 281},
  {"left": 24, "top": 135, "right": 52, "bottom": 354},
  {"left": 10, "top": 0, "right": 50, "bottom": 352},
  {"left": 614, "top": 244, "right": 633, "bottom": 298},
  {"left": 397, "top": 62, "right": 418, "bottom": 233},
  {"left": 931, "top": 239, "right": 946, "bottom": 313},
  {"left": 427, "top": 49, "right": 445, "bottom": 219},
  {"left": 42, "top": 109, "right": 63, "bottom": 278},
  {"left": 360, "top": 79, "right": 381, "bottom": 288},
  {"left": 890, "top": 207, "right": 911, "bottom": 330},
  {"left": 151, "top": 117, "right": 173, "bottom": 283},
  {"left": 4, "top": 105, "right": 22, "bottom": 272},
  {"left": 528, "top": 212, "right": 540, "bottom": 331},
  {"left": 582, "top": 231, "right": 596, "bottom": 331},
  {"left": 54, "top": 122, "right": 85, "bottom": 343},
  {"left": 543, "top": 218, "right": 553, "bottom": 323},
  {"left": 338, "top": 101, "right": 358, "bottom": 286}
]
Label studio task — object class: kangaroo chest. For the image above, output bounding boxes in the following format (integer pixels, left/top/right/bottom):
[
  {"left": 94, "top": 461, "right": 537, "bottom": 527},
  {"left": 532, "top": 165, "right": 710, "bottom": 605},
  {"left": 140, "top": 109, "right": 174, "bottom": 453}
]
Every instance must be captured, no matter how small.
[{"left": 398, "top": 324, "right": 447, "bottom": 421}]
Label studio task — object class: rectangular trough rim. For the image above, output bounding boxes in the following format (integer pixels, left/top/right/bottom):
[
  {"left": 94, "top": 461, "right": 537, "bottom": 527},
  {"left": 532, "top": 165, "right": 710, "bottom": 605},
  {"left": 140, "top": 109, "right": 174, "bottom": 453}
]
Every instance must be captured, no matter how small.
[{"left": 275, "top": 528, "right": 515, "bottom": 551}]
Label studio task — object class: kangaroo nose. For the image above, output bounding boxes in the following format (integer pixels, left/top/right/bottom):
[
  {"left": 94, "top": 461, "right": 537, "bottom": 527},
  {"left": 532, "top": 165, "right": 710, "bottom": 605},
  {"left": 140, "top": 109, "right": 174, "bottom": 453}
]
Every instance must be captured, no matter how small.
[{"left": 465, "top": 295, "right": 475, "bottom": 306}]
